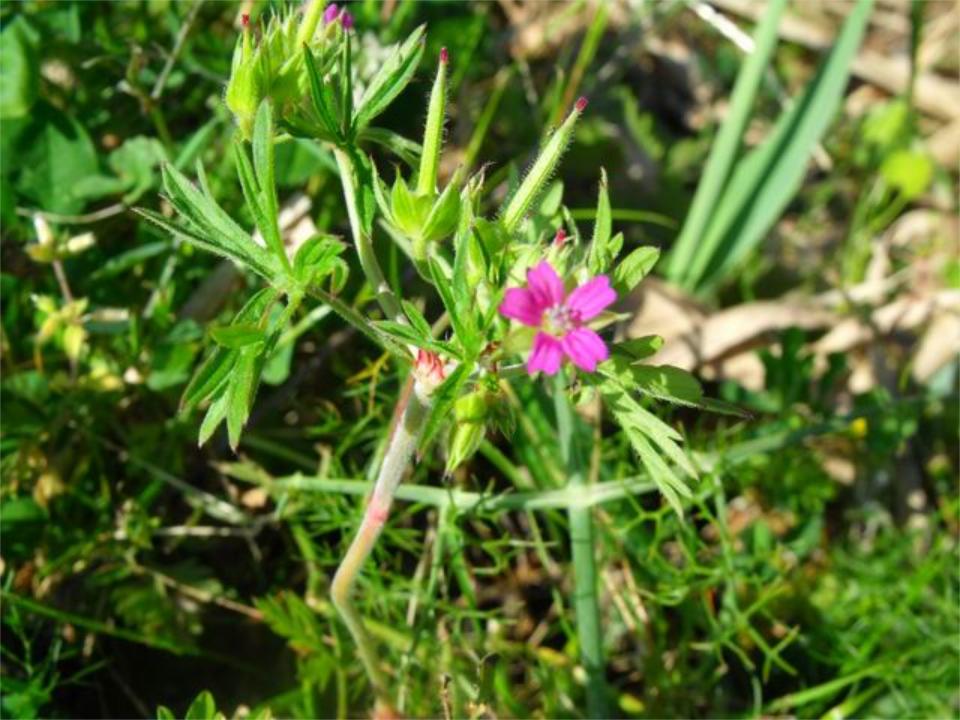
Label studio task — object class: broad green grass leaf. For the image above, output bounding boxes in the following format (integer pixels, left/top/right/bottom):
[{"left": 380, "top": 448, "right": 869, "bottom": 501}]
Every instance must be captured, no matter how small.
[
  {"left": 666, "top": 0, "right": 788, "bottom": 286},
  {"left": 688, "top": 0, "right": 875, "bottom": 291}
]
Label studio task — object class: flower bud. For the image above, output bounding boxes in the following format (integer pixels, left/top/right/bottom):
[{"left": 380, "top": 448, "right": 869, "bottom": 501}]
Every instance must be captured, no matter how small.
[
  {"left": 501, "top": 98, "right": 587, "bottom": 233},
  {"left": 455, "top": 390, "right": 488, "bottom": 423},
  {"left": 322, "top": 3, "right": 340, "bottom": 25},
  {"left": 445, "top": 420, "right": 485, "bottom": 474},
  {"left": 225, "top": 5, "right": 342, "bottom": 140},
  {"left": 414, "top": 349, "right": 446, "bottom": 398},
  {"left": 417, "top": 47, "right": 449, "bottom": 195}
]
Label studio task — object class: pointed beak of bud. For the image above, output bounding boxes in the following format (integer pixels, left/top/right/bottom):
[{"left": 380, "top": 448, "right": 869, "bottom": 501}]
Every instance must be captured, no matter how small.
[
  {"left": 575, "top": 96, "right": 588, "bottom": 113},
  {"left": 440, "top": 47, "right": 449, "bottom": 65},
  {"left": 553, "top": 228, "right": 567, "bottom": 247}
]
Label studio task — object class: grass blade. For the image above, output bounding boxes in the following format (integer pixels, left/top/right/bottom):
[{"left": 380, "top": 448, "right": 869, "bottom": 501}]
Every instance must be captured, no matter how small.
[
  {"left": 694, "top": 0, "right": 875, "bottom": 291},
  {"left": 667, "top": 0, "right": 787, "bottom": 286}
]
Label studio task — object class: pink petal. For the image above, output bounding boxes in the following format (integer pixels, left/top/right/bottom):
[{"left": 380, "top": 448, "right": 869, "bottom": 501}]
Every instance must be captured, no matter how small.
[
  {"left": 499, "top": 287, "right": 544, "bottom": 326},
  {"left": 565, "top": 275, "right": 617, "bottom": 321},
  {"left": 561, "top": 328, "right": 608, "bottom": 372},
  {"left": 526, "top": 261, "right": 565, "bottom": 308},
  {"left": 527, "top": 332, "right": 563, "bottom": 376}
]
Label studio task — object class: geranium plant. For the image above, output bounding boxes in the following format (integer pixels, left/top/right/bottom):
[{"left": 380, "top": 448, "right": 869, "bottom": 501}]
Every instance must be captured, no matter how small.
[{"left": 138, "top": 2, "right": 717, "bottom": 713}]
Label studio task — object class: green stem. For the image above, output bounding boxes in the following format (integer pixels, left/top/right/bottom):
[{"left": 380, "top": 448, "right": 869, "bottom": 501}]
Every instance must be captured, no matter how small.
[
  {"left": 330, "top": 380, "right": 432, "bottom": 707},
  {"left": 332, "top": 147, "right": 403, "bottom": 322},
  {"left": 554, "top": 373, "right": 608, "bottom": 718}
]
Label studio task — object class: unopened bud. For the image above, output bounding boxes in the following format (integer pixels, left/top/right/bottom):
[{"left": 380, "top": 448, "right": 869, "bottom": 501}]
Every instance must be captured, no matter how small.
[
  {"left": 575, "top": 96, "right": 588, "bottom": 112},
  {"left": 322, "top": 3, "right": 340, "bottom": 24},
  {"left": 417, "top": 40, "right": 449, "bottom": 196},
  {"left": 455, "top": 391, "right": 488, "bottom": 423},
  {"left": 340, "top": 9, "right": 354, "bottom": 29},
  {"left": 446, "top": 421, "right": 485, "bottom": 474},
  {"left": 414, "top": 349, "right": 446, "bottom": 397},
  {"left": 502, "top": 99, "right": 586, "bottom": 232},
  {"left": 553, "top": 228, "right": 567, "bottom": 247},
  {"left": 241, "top": 13, "right": 250, "bottom": 27}
]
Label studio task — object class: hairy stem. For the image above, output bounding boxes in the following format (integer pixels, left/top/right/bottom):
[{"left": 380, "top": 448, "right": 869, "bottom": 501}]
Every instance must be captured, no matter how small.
[
  {"left": 554, "top": 373, "right": 608, "bottom": 718},
  {"left": 332, "top": 147, "right": 403, "bottom": 323},
  {"left": 331, "top": 378, "right": 431, "bottom": 705}
]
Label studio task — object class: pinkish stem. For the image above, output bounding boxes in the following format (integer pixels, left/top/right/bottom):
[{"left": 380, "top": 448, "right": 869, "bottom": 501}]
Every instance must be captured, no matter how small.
[{"left": 330, "top": 380, "right": 431, "bottom": 705}]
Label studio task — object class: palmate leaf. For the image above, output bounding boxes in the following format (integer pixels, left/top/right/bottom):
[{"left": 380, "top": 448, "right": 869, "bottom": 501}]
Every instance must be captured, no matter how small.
[
  {"left": 182, "top": 288, "right": 285, "bottom": 450},
  {"left": 137, "top": 162, "right": 281, "bottom": 280},
  {"left": 303, "top": 45, "right": 342, "bottom": 143},
  {"left": 353, "top": 24, "right": 426, "bottom": 131},
  {"left": 292, "top": 235, "right": 348, "bottom": 290},
  {"left": 596, "top": 364, "right": 697, "bottom": 517}
]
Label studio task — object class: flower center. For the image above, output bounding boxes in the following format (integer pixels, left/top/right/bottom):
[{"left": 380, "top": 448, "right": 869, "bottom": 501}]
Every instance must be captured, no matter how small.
[{"left": 542, "top": 303, "right": 578, "bottom": 336}]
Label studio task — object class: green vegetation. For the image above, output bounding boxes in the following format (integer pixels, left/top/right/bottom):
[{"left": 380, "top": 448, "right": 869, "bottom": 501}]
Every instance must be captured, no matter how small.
[{"left": 1, "top": 1, "right": 957, "bottom": 718}]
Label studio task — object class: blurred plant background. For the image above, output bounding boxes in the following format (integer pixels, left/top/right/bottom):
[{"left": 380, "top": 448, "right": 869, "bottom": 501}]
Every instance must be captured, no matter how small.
[{"left": 1, "top": 0, "right": 958, "bottom": 718}]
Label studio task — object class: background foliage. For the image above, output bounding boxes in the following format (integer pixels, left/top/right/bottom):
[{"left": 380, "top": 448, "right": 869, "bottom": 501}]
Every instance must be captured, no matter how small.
[{"left": 1, "top": 0, "right": 957, "bottom": 718}]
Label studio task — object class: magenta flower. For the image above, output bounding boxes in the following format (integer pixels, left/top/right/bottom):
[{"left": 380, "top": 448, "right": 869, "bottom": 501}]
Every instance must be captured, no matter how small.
[
  {"left": 340, "top": 9, "right": 354, "bottom": 29},
  {"left": 499, "top": 261, "right": 617, "bottom": 375},
  {"left": 322, "top": 3, "right": 340, "bottom": 24}
]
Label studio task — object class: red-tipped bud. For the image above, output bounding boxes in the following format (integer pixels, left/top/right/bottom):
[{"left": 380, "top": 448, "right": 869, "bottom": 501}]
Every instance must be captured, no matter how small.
[
  {"left": 415, "top": 349, "right": 446, "bottom": 394},
  {"left": 553, "top": 228, "right": 567, "bottom": 247},
  {"left": 440, "top": 47, "right": 449, "bottom": 65},
  {"left": 241, "top": 13, "right": 250, "bottom": 28},
  {"left": 575, "top": 96, "right": 588, "bottom": 112},
  {"left": 340, "top": 9, "right": 354, "bottom": 29}
]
